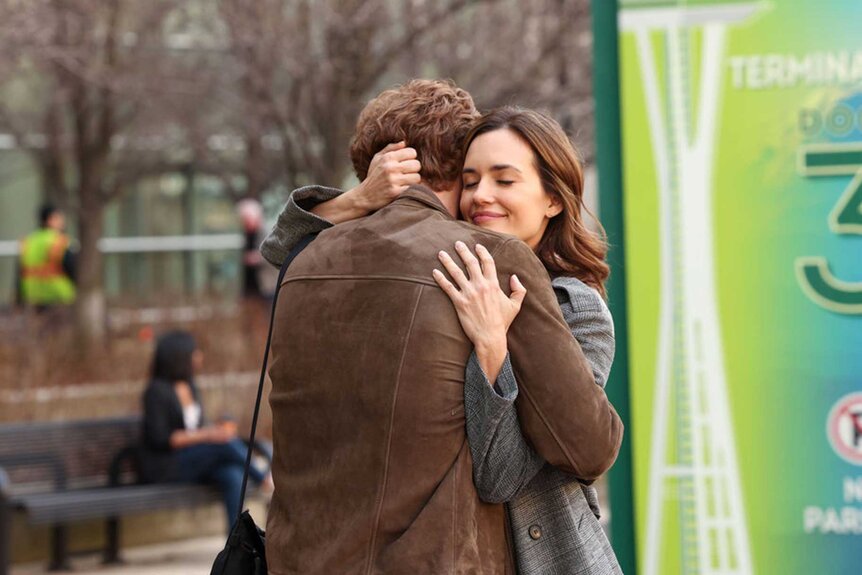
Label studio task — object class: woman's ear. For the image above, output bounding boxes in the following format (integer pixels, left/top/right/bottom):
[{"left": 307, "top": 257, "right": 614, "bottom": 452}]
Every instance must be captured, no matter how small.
[{"left": 546, "top": 195, "right": 564, "bottom": 218}]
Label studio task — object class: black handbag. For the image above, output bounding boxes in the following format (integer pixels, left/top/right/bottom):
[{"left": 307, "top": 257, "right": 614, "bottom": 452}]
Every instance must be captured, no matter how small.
[{"left": 210, "top": 233, "right": 317, "bottom": 575}]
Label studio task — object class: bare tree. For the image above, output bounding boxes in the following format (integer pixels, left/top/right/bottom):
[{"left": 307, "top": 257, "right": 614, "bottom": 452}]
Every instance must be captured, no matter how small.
[
  {"left": 217, "top": 0, "right": 535, "bottom": 192},
  {"left": 0, "top": 0, "right": 205, "bottom": 346},
  {"left": 0, "top": 0, "right": 595, "bottom": 347},
  {"left": 212, "top": 0, "right": 594, "bottom": 198},
  {"left": 417, "top": 0, "right": 596, "bottom": 160}
]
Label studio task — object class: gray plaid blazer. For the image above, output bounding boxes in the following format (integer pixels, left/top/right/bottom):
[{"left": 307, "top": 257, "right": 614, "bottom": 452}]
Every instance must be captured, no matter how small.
[
  {"left": 465, "top": 276, "right": 622, "bottom": 574},
  {"left": 261, "top": 186, "right": 622, "bottom": 574}
]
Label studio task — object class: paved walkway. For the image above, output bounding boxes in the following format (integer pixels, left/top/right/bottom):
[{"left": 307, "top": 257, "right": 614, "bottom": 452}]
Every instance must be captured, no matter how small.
[{"left": 13, "top": 536, "right": 225, "bottom": 575}]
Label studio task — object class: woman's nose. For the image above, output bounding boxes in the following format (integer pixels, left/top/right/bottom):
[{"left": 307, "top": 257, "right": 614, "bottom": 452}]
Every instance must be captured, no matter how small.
[{"left": 472, "top": 179, "right": 494, "bottom": 205}]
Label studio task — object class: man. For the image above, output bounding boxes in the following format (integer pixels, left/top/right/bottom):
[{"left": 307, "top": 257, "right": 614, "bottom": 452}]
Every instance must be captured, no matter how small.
[
  {"left": 264, "top": 80, "right": 621, "bottom": 573},
  {"left": 236, "top": 197, "right": 266, "bottom": 298},
  {"left": 17, "top": 204, "right": 76, "bottom": 308}
]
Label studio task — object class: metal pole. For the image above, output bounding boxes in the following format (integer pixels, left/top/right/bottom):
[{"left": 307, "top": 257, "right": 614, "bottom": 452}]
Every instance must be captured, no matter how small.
[
  {"left": 182, "top": 163, "right": 196, "bottom": 295},
  {"left": 590, "top": 1, "right": 637, "bottom": 573},
  {"left": 0, "top": 469, "right": 11, "bottom": 575}
]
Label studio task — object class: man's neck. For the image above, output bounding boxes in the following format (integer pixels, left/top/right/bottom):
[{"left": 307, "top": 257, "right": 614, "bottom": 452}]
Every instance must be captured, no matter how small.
[{"left": 422, "top": 180, "right": 460, "bottom": 218}]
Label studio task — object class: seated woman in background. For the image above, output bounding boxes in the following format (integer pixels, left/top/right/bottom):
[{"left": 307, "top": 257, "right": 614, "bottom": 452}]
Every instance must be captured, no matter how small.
[{"left": 138, "top": 330, "right": 270, "bottom": 532}]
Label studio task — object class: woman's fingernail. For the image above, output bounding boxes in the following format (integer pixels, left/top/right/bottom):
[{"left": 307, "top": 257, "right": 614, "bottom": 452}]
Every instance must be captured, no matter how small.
[
  {"left": 455, "top": 241, "right": 465, "bottom": 249},
  {"left": 476, "top": 243, "right": 485, "bottom": 252}
]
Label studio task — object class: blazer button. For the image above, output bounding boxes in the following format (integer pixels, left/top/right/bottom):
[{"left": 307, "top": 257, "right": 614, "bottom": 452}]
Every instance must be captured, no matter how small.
[{"left": 528, "top": 524, "right": 542, "bottom": 540}]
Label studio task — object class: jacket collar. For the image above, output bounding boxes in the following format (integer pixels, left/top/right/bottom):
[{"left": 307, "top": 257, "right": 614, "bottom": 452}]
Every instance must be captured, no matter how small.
[{"left": 393, "top": 185, "right": 455, "bottom": 219}]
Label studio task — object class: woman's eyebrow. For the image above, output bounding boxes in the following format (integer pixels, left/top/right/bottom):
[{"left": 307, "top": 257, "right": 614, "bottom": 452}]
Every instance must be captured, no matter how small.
[
  {"left": 490, "top": 164, "right": 522, "bottom": 174},
  {"left": 462, "top": 164, "right": 523, "bottom": 174}
]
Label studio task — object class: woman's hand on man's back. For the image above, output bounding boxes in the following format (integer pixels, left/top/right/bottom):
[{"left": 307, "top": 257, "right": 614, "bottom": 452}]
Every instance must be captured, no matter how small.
[{"left": 432, "top": 242, "right": 527, "bottom": 383}]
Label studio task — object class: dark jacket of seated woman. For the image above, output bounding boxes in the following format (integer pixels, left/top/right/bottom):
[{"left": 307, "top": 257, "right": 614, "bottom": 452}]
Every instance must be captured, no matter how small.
[
  {"left": 139, "top": 375, "right": 208, "bottom": 483},
  {"left": 137, "top": 330, "right": 266, "bottom": 532}
]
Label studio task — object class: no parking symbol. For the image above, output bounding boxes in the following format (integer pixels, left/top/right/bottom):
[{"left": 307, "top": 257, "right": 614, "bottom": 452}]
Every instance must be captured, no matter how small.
[{"left": 828, "top": 393, "right": 862, "bottom": 465}]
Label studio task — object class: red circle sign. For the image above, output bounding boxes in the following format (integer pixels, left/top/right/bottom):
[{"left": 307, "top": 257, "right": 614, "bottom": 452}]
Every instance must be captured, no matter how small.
[{"left": 827, "top": 392, "right": 862, "bottom": 465}]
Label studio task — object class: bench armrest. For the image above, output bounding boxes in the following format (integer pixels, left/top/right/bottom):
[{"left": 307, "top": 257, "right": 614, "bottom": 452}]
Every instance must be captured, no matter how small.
[
  {"left": 0, "top": 466, "right": 9, "bottom": 501},
  {"left": 108, "top": 445, "right": 140, "bottom": 487}
]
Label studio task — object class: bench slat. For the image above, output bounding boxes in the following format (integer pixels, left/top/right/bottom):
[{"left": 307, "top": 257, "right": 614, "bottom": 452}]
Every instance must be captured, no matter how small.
[{"left": 13, "top": 484, "right": 232, "bottom": 524}]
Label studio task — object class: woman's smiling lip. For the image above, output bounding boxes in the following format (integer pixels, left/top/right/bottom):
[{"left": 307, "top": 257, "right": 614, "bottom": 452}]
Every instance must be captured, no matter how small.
[{"left": 471, "top": 211, "right": 506, "bottom": 224}]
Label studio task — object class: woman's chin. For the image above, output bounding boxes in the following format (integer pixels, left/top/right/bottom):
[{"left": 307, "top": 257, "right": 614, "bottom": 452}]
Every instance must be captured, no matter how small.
[{"left": 475, "top": 220, "right": 517, "bottom": 238}]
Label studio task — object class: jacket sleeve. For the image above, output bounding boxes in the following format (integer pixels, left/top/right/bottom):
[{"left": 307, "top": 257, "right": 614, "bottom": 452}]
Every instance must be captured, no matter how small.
[
  {"left": 260, "top": 185, "right": 343, "bottom": 268},
  {"left": 488, "top": 239, "right": 623, "bottom": 480},
  {"left": 465, "top": 281, "right": 616, "bottom": 502},
  {"left": 555, "top": 279, "right": 616, "bottom": 390},
  {"left": 142, "top": 384, "right": 177, "bottom": 451},
  {"left": 464, "top": 351, "right": 545, "bottom": 503}
]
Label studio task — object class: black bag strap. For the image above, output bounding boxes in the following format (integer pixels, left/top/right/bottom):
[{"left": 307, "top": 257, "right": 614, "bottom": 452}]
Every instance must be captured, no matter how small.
[{"left": 236, "top": 233, "right": 317, "bottom": 524}]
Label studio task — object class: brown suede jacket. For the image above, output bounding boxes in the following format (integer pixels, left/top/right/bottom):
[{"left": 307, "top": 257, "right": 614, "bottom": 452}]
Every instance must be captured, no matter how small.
[{"left": 266, "top": 186, "right": 623, "bottom": 574}]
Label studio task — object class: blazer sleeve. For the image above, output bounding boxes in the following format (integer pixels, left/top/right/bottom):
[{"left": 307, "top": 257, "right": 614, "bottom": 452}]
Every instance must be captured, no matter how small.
[
  {"left": 555, "top": 278, "right": 616, "bottom": 390},
  {"left": 260, "top": 185, "right": 343, "bottom": 268},
  {"left": 464, "top": 351, "right": 545, "bottom": 503},
  {"left": 465, "top": 280, "right": 616, "bottom": 502},
  {"left": 489, "top": 239, "right": 623, "bottom": 480}
]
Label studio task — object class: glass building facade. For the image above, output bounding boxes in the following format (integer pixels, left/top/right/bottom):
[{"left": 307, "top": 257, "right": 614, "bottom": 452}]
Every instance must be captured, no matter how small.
[{"left": 0, "top": 148, "right": 244, "bottom": 308}]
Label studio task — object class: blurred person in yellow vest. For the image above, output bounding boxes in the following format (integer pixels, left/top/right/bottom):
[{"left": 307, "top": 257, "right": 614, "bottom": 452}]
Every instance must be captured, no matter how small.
[{"left": 16, "top": 204, "right": 77, "bottom": 309}]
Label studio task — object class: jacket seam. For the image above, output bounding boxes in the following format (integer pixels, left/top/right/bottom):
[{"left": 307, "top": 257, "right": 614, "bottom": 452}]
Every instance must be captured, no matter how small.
[
  {"left": 488, "top": 237, "right": 516, "bottom": 260},
  {"left": 363, "top": 284, "right": 424, "bottom": 575},
  {"left": 282, "top": 274, "right": 440, "bottom": 288},
  {"left": 392, "top": 198, "right": 452, "bottom": 217},
  {"left": 393, "top": 202, "right": 443, "bottom": 212},
  {"left": 516, "top": 386, "right": 580, "bottom": 473}
]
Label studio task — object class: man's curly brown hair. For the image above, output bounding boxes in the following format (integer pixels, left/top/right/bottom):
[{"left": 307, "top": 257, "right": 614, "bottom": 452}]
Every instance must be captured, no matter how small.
[{"left": 349, "top": 79, "right": 479, "bottom": 190}]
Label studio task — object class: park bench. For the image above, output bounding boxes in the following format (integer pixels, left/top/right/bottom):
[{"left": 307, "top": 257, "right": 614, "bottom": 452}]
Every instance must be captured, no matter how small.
[{"left": 0, "top": 417, "right": 271, "bottom": 574}]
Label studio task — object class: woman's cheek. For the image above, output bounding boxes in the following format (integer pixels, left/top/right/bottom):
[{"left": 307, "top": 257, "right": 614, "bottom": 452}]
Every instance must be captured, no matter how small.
[{"left": 459, "top": 195, "right": 472, "bottom": 219}]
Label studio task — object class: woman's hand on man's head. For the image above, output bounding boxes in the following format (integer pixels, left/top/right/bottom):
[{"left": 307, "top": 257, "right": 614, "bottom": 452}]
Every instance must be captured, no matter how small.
[
  {"left": 310, "top": 142, "right": 421, "bottom": 225},
  {"left": 351, "top": 141, "right": 421, "bottom": 213}
]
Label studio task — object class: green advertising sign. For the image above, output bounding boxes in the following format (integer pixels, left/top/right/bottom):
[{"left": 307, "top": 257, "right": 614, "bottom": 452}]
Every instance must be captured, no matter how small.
[{"left": 616, "top": 1, "right": 862, "bottom": 573}]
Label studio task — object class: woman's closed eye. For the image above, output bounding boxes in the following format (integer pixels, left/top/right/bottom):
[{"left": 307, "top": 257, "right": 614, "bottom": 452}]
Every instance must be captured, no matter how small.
[{"left": 463, "top": 179, "right": 513, "bottom": 189}]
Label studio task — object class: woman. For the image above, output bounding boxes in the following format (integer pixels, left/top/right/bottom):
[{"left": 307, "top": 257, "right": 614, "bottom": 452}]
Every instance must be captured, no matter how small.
[
  {"left": 435, "top": 108, "right": 620, "bottom": 573},
  {"left": 260, "top": 107, "right": 620, "bottom": 573},
  {"left": 138, "top": 330, "right": 270, "bottom": 532}
]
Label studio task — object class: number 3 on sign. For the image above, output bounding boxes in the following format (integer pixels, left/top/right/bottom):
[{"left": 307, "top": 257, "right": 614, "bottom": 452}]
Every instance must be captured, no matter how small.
[{"left": 796, "top": 143, "right": 862, "bottom": 314}]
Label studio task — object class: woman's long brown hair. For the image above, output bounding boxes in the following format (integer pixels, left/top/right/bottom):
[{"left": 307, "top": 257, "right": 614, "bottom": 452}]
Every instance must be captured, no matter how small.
[{"left": 463, "top": 107, "right": 610, "bottom": 298}]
